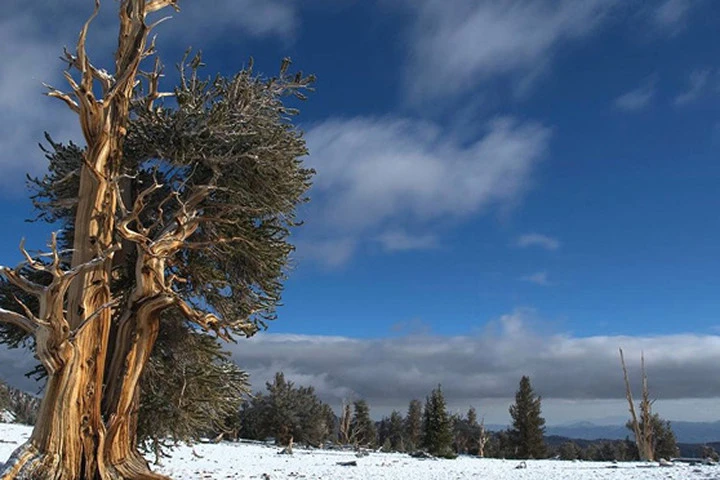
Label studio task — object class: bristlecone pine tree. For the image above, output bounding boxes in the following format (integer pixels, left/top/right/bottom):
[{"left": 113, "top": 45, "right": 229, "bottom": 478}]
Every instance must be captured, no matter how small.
[
  {"left": 626, "top": 413, "right": 679, "bottom": 461},
  {"left": 0, "top": 1, "right": 314, "bottom": 479},
  {"left": 508, "top": 376, "right": 547, "bottom": 459},
  {"left": 619, "top": 348, "right": 655, "bottom": 461},
  {"left": 338, "top": 401, "right": 353, "bottom": 445}
]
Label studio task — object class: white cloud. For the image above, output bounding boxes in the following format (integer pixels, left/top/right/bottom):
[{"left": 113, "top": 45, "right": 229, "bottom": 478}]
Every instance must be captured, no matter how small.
[
  {"left": 0, "top": 1, "right": 300, "bottom": 196},
  {"left": 392, "top": 0, "right": 707, "bottom": 101},
  {"left": 398, "top": 0, "right": 619, "bottom": 100},
  {"left": 302, "top": 116, "right": 551, "bottom": 265},
  {"left": 375, "top": 230, "right": 439, "bottom": 252},
  {"left": 613, "top": 79, "right": 656, "bottom": 112},
  {"left": 674, "top": 69, "right": 714, "bottom": 106},
  {"left": 0, "top": 13, "right": 81, "bottom": 194},
  {"left": 521, "top": 271, "right": 551, "bottom": 286},
  {"left": 156, "top": 0, "right": 298, "bottom": 45},
  {"left": 294, "top": 238, "right": 357, "bottom": 269},
  {"left": 515, "top": 233, "right": 561, "bottom": 250}
]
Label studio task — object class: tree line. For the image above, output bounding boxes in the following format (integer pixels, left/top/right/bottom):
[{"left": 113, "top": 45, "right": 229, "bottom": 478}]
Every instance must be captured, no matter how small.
[
  {"left": 228, "top": 372, "right": 687, "bottom": 462},
  {"left": 1, "top": 370, "right": 686, "bottom": 462},
  {"left": 233, "top": 373, "right": 547, "bottom": 459}
]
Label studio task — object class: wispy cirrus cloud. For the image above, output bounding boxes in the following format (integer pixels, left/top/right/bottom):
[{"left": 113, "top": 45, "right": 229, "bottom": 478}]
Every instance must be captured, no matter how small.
[
  {"left": 390, "top": 0, "right": 707, "bottom": 103},
  {"left": 614, "top": 78, "right": 656, "bottom": 112},
  {"left": 674, "top": 69, "right": 716, "bottom": 106},
  {"left": 396, "top": 0, "right": 621, "bottom": 101},
  {"left": 375, "top": 230, "right": 439, "bottom": 253},
  {"left": 521, "top": 271, "right": 551, "bottom": 286},
  {"left": 302, "top": 117, "right": 551, "bottom": 266},
  {"left": 650, "top": 0, "right": 702, "bottom": 34},
  {"left": 155, "top": 0, "right": 299, "bottom": 46},
  {"left": 515, "top": 233, "right": 561, "bottom": 251}
]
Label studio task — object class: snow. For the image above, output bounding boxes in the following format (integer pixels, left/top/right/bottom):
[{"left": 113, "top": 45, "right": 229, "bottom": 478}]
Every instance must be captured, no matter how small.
[{"left": 1, "top": 423, "right": 718, "bottom": 479}]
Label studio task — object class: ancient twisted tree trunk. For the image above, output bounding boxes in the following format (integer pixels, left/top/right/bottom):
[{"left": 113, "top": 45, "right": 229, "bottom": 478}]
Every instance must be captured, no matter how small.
[
  {"left": 102, "top": 202, "right": 209, "bottom": 478},
  {"left": 0, "top": 1, "right": 179, "bottom": 479}
]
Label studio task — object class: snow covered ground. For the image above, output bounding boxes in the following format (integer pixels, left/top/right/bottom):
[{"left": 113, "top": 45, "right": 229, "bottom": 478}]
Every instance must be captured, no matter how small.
[{"left": 1, "top": 423, "right": 718, "bottom": 479}]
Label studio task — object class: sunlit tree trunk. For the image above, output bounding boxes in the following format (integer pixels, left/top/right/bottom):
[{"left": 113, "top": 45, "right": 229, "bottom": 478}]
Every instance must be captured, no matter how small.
[
  {"left": 0, "top": 0, "right": 314, "bottom": 476},
  {"left": 0, "top": 2, "right": 178, "bottom": 478}
]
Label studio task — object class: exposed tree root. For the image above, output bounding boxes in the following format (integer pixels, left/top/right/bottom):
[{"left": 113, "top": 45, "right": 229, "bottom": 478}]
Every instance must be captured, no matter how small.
[
  {"left": 1, "top": 443, "right": 67, "bottom": 480},
  {"left": 1, "top": 441, "right": 171, "bottom": 480}
]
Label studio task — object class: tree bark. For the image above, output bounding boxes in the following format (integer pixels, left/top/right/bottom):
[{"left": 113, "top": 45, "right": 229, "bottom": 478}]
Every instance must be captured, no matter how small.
[
  {"left": 1, "top": 1, "right": 178, "bottom": 479},
  {"left": 102, "top": 253, "right": 171, "bottom": 479}
]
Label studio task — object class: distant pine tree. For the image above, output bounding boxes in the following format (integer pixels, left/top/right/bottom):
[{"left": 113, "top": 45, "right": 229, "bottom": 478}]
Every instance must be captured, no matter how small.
[
  {"left": 378, "top": 410, "right": 405, "bottom": 451},
  {"left": 558, "top": 441, "right": 581, "bottom": 460},
  {"left": 654, "top": 416, "right": 679, "bottom": 460},
  {"left": 467, "top": 406, "right": 478, "bottom": 427},
  {"left": 338, "top": 401, "right": 353, "bottom": 444},
  {"left": 388, "top": 410, "right": 405, "bottom": 451},
  {"left": 700, "top": 445, "right": 719, "bottom": 461},
  {"left": 350, "top": 399, "right": 376, "bottom": 447},
  {"left": 404, "top": 399, "right": 423, "bottom": 451},
  {"left": 422, "top": 385, "right": 455, "bottom": 458},
  {"left": 508, "top": 376, "right": 547, "bottom": 459},
  {"left": 452, "top": 408, "right": 482, "bottom": 455},
  {"left": 239, "top": 372, "right": 334, "bottom": 447},
  {"left": 486, "top": 429, "right": 514, "bottom": 458}
]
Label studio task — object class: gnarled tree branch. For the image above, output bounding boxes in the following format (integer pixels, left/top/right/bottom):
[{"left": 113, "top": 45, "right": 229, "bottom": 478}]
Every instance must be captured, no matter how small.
[{"left": 0, "top": 307, "right": 38, "bottom": 334}]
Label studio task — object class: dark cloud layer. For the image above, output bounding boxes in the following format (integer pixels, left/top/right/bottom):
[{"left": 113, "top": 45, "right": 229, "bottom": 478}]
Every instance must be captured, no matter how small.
[
  {"left": 2, "top": 310, "right": 720, "bottom": 422},
  {"left": 221, "top": 311, "right": 720, "bottom": 409}
]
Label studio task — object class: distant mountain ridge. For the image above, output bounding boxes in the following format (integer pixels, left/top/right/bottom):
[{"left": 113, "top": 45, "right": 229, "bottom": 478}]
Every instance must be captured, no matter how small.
[
  {"left": 481, "top": 420, "right": 720, "bottom": 444},
  {"left": 544, "top": 421, "right": 720, "bottom": 444}
]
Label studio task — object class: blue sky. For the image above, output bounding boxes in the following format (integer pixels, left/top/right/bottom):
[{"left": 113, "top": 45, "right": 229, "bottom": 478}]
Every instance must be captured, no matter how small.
[{"left": 2, "top": 0, "right": 720, "bottom": 424}]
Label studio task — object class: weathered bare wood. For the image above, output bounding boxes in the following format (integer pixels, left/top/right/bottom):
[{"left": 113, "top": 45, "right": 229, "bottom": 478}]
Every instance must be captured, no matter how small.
[
  {"left": 2, "top": 0, "right": 311, "bottom": 475},
  {"left": 0, "top": 1, "right": 178, "bottom": 478},
  {"left": 620, "top": 348, "right": 654, "bottom": 462},
  {"left": 477, "top": 418, "right": 489, "bottom": 458},
  {"left": 640, "top": 352, "right": 654, "bottom": 461},
  {"left": 0, "top": 308, "right": 37, "bottom": 334}
]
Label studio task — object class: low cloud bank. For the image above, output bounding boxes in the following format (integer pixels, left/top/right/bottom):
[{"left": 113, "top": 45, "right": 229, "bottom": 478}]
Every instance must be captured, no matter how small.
[{"left": 3, "top": 310, "right": 719, "bottom": 423}]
